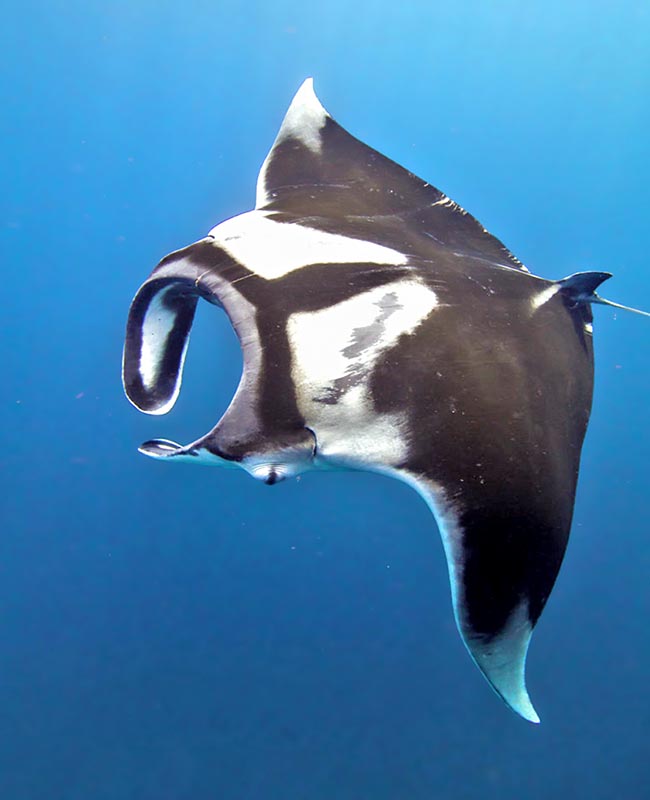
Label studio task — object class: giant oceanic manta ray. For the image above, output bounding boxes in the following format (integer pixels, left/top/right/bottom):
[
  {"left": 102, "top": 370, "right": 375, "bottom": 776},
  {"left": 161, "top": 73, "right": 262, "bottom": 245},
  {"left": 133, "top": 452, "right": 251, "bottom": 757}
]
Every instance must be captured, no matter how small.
[{"left": 123, "top": 79, "right": 647, "bottom": 722}]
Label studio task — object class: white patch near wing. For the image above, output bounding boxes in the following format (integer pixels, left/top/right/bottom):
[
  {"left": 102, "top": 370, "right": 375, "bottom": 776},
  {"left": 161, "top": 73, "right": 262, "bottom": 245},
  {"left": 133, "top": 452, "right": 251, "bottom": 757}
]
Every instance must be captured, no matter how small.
[
  {"left": 256, "top": 77, "right": 329, "bottom": 207},
  {"left": 395, "top": 470, "right": 540, "bottom": 723},
  {"left": 139, "top": 285, "right": 188, "bottom": 415},
  {"left": 470, "top": 601, "right": 538, "bottom": 723},
  {"left": 531, "top": 283, "right": 560, "bottom": 310},
  {"left": 209, "top": 211, "right": 408, "bottom": 279},
  {"left": 288, "top": 279, "right": 437, "bottom": 468}
]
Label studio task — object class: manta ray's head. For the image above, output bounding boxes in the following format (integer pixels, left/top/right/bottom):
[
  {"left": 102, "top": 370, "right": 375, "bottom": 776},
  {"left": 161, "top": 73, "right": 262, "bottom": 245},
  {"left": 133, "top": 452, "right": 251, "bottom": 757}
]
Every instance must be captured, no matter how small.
[
  {"left": 136, "top": 427, "right": 317, "bottom": 486},
  {"left": 122, "top": 242, "right": 318, "bottom": 484}
]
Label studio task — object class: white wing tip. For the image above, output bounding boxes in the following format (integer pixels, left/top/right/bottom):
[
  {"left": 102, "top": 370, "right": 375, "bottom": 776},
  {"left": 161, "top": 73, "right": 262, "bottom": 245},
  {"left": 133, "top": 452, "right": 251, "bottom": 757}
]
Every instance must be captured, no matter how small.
[
  {"left": 283, "top": 77, "right": 329, "bottom": 130},
  {"left": 470, "top": 604, "right": 541, "bottom": 723},
  {"left": 503, "top": 684, "right": 540, "bottom": 724},
  {"left": 476, "top": 650, "right": 541, "bottom": 723},
  {"left": 292, "top": 77, "right": 321, "bottom": 107},
  {"left": 256, "top": 78, "right": 329, "bottom": 208}
]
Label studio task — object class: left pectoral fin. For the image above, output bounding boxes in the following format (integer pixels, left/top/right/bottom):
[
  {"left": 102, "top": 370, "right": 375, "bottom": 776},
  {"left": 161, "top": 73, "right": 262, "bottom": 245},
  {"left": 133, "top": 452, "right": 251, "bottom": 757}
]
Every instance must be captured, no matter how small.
[{"left": 396, "top": 470, "right": 575, "bottom": 723}]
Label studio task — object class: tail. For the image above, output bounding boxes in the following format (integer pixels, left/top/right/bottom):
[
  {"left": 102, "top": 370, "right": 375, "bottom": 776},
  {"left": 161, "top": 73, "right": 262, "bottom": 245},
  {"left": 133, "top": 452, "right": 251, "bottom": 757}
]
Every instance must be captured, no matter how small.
[{"left": 559, "top": 272, "right": 650, "bottom": 318}]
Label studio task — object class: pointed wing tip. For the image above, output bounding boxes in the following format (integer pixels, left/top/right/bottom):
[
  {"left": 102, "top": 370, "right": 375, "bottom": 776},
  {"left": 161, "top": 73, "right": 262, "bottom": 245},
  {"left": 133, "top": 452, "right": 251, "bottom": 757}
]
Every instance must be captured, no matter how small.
[
  {"left": 463, "top": 602, "right": 541, "bottom": 724},
  {"left": 475, "top": 646, "right": 540, "bottom": 722},
  {"left": 297, "top": 75, "right": 315, "bottom": 91},
  {"left": 283, "top": 76, "right": 329, "bottom": 128},
  {"left": 256, "top": 77, "right": 329, "bottom": 207},
  {"left": 501, "top": 685, "right": 540, "bottom": 724},
  {"left": 292, "top": 76, "right": 321, "bottom": 107},
  {"left": 520, "top": 702, "right": 541, "bottom": 725},
  {"left": 455, "top": 607, "right": 541, "bottom": 724},
  {"left": 476, "top": 651, "right": 541, "bottom": 723}
]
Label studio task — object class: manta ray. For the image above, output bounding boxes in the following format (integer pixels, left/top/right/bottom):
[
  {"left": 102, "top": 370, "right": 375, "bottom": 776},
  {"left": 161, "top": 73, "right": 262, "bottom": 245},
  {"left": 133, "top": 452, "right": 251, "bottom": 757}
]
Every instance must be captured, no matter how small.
[{"left": 123, "top": 79, "right": 646, "bottom": 722}]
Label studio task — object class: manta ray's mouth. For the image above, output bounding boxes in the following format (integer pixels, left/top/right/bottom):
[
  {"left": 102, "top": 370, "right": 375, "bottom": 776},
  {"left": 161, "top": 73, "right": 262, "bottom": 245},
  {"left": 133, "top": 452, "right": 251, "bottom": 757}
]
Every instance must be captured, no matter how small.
[{"left": 138, "top": 425, "right": 319, "bottom": 487}]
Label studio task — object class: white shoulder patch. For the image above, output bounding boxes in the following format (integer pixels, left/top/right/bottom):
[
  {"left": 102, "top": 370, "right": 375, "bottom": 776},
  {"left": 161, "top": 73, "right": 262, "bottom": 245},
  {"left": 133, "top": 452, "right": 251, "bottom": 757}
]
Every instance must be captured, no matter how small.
[
  {"left": 209, "top": 211, "right": 408, "bottom": 279},
  {"left": 288, "top": 279, "right": 438, "bottom": 468},
  {"left": 531, "top": 283, "right": 560, "bottom": 311}
]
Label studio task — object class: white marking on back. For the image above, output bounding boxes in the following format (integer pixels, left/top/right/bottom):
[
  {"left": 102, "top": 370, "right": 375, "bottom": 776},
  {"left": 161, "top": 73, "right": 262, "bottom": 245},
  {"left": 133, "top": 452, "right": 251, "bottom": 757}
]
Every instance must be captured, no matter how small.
[
  {"left": 531, "top": 284, "right": 560, "bottom": 310},
  {"left": 288, "top": 279, "right": 438, "bottom": 468},
  {"left": 209, "top": 211, "right": 408, "bottom": 279},
  {"left": 256, "top": 78, "right": 329, "bottom": 207}
]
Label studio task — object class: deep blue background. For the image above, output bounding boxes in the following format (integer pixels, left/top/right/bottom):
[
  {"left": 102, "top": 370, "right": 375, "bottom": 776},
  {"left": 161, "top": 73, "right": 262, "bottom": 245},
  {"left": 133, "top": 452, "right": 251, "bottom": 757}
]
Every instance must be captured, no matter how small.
[{"left": 2, "top": 2, "right": 649, "bottom": 798}]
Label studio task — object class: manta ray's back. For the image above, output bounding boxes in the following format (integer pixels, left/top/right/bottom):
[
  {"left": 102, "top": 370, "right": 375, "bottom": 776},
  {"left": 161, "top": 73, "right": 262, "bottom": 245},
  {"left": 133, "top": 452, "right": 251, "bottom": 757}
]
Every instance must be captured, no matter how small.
[{"left": 123, "top": 79, "right": 643, "bottom": 723}]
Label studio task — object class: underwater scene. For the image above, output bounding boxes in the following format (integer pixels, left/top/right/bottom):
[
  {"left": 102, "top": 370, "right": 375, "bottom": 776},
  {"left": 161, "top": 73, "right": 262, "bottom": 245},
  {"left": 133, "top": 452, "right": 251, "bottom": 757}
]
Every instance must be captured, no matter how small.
[{"left": 2, "top": 2, "right": 648, "bottom": 798}]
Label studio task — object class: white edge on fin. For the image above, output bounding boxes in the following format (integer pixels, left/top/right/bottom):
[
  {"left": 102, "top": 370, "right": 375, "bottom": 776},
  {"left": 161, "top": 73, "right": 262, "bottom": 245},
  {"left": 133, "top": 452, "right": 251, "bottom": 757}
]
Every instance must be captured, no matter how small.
[
  {"left": 256, "top": 78, "right": 330, "bottom": 208},
  {"left": 393, "top": 469, "right": 541, "bottom": 724}
]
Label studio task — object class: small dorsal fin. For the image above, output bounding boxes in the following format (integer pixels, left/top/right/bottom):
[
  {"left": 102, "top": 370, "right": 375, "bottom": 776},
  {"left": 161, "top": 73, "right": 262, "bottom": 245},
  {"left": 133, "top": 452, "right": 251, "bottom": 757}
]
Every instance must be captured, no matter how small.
[
  {"left": 559, "top": 271, "right": 650, "bottom": 317},
  {"left": 255, "top": 79, "right": 527, "bottom": 272},
  {"left": 558, "top": 271, "right": 613, "bottom": 299}
]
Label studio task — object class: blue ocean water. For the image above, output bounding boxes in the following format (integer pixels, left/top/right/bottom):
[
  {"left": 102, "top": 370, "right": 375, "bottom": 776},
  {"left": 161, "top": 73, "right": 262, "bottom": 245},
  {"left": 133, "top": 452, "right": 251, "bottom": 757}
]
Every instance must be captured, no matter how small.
[{"left": 2, "top": 1, "right": 649, "bottom": 797}]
